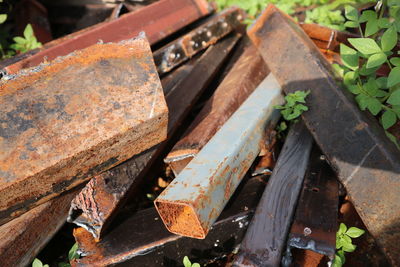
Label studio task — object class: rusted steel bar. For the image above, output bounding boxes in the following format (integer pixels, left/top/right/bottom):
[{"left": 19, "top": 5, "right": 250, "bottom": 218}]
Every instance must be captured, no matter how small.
[
  {"left": 233, "top": 121, "right": 313, "bottom": 267},
  {"left": 155, "top": 74, "right": 283, "bottom": 239},
  {"left": 0, "top": 36, "right": 168, "bottom": 226},
  {"left": 248, "top": 5, "right": 400, "bottom": 264},
  {"left": 0, "top": 190, "right": 78, "bottom": 267},
  {"left": 67, "top": 35, "right": 240, "bottom": 240},
  {"left": 164, "top": 41, "right": 268, "bottom": 175},
  {"left": 283, "top": 147, "right": 338, "bottom": 265},
  {"left": 3, "top": 0, "right": 213, "bottom": 74},
  {"left": 153, "top": 7, "right": 244, "bottom": 75},
  {"left": 72, "top": 176, "right": 267, "bottom": 266}
]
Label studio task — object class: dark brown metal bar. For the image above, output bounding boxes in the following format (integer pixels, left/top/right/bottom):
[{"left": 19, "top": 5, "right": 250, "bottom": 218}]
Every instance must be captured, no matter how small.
[
  {"left": 283, "top": 147, "right": 338, "bottom": 265},
  {"left": 0, "top": 189, "right": 78, "bottom": 267},
  {"left": 72, "top": 175, "right": 267, "bottom": 266},
  {"left": 248, "top": 5, "right": 400, "bottom": 265},
  {"left": 67, "top": 34, "right": 240, "bottom": 240},
  {"left": 233, "top": 121, "right": 313, "bottom": 267},
  {"left": 0, "top": 37, "right": 168, "bottom": 226},
  {"left": 3, "top": 0, "right": 213, "bottom": 74},
  {"left": 164, "top": 41, "right": 268, "bottom": 175},
  {"left": 153, "top": 7, "right": 244, "bottom": 75}
]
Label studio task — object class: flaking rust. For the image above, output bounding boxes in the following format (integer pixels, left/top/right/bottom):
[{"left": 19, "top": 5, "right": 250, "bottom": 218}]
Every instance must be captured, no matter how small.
[
  {"left": 0, "top": 36, "right": 168, "bottom": 225},
  {"left": 249, "top": 5, "right": 400, "bottom": 265},
  {"left": 153, "top": 7, "right": 245, "bottom": 74}
]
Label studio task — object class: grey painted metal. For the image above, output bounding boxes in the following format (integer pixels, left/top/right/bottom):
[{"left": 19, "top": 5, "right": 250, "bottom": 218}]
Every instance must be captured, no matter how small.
[{"left": 154, "top": 74, "right": 284, "bottom": 239}]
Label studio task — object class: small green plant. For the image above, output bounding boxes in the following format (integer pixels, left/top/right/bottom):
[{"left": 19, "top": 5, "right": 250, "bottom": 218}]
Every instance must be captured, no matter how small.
[
  {"left": 32, "top": 243, "right": 79, "bottom": 267},
  {"left": 183, "top": 256, "right": 200, "bottom": 267},
  {"left": 332, "top": 223, "right": 365, "bottom": 267},
  {"left": 9, "top": 24, "right": 41, "bottom": 54},
  {"left": 274, "top": 90, "right": 310, "bottom": 135},
  {"left": 338, "top": 0, "right": 400, "bottom": 147}
]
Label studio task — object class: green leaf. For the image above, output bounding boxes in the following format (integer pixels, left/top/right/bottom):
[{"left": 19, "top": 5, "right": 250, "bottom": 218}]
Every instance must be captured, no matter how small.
[
  {"left": 183, "top": 256, "right": 191, "bottom": 267},
  {"left": 348, "top": 38, "right": 381, "bottom": 54},
  {"left": 192, "top": 264, "right": 201, "bottom": 267},
  {"left": 337, "top": 250, "right": 346, "bottom": 264},
  {"left": 24, "top": 24, "right": 34, "bottom": 39},
  {"left": 359, "top": 63, "right": 378, "bottom": 75},
  {"left": 58, "top": 263, "right": 70, "bottom": 267},
  {"left": 388, "top": 89, "right": 400, "bottom": 105},
  {"left": 342, "top": 234, "right": 352, "bottom": 245},
  {"left": 359, "top": 10, "right": 376, "bottom": 23},
  {"left": 0, "top": 14, "right": 7, "bottom": 24},
  {"left": 366, "top": 52, "right": 387, "bottom": 68},
  {"left": 366, "top": 97, "right": 382, "bottom": 115},
  {"left": 376, "top": 77, "right": 388, "bottom": 88},
  {"left": 32, "top": 259, "right": 44, "bottom": 267},
  {"left": 13, "top": 37, "right": 26, "bottom": 44},
  {"left": 345, "top": 5, "right": 358, "bottom": 21},
  {"left": 356, "top": 94, "right": 369, "bottom": 110},
  {"left": 365, "top": 20, "right": 380, "bottom": 36},
  {"left": 390, "top": 57, "right": 400, "bottom": 66},
  {"left": 343, "top": 71, "right": 358, "bottom": 85},
  {"left": 388, "top": 67, "right": 400, "bottom": 87},
  {"left": 332, "top": 254, "right": 343, "bottom": 267},
  {"left": 338, "top": 223, "right": 347, "bottom": 235},
  {"left": 340, "top": 44, "right": 359, "bottom": 70},
  {"left": 346, "top": 227, "right": 366, "bottom": 238},
  {"left": 68, "top": 243, "right": 79, "bottom": 260},
  {"left": 378, "top": 18, "right": 391, "bottom": 28},
  {"left": 342, "top": 242, "right": 356, "bottom": 252},
  {"left": 344, "top": 21, "right": 359, "bottom": 28},
  {"left": 347, "top": 85, "right": 361, "bottom": 94},
  {"left": 381, "top": 27, "right": 398, "bottom": 52},
  {"left": 332, "top": 63, "right": 345, "bottom": 77},
  {"left": 336, "top": 237, "right": 344, "bottom": 249}
]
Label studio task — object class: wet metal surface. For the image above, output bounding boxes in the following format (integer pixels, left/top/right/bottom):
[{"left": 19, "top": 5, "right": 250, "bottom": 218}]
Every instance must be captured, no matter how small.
[
  {"left": 165, "top": 41, "right": 269, "bottom": 175},
  {"left": 153, "top": 7, "right": 245, "bottom": 74},
  {"left": 285, "top": 147, "right": 338, "bottom": 263},
  {"left": 248, "top": 5, "right": 400, "bottom": 265},
  {"left": 3, "top": 0, "right": 213, "bottom": 74},
  {"left": 67, "top": 35, "right": 240, "bottom": 240},
  {"left": 155, "top": 74, "right": 283, "bottom": 239},
  {"left": 0, "top": 37, "right": 168, "bottom": 225},
  {"left": 73, "top": 176, "right": 267, "bottom": 266},
  {"left": 0, "top": 189, "right": 78, "bottom": 267},
  {"left": 233, "top": 121, "right": 313, "bottom": 267}
]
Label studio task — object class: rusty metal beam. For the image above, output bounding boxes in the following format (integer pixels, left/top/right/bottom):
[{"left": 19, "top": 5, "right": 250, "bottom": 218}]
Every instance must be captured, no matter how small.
[
  {"left": 3, "top": 0, "right": 213, "bottom": 74},
  {"left": 67, "top": 34, "right": 240, "bottom": 240},
  {"left": 155, "top": 74, "right": 283, "bottom": 239},
  {"left": 72, "top": 176, "right": 267, "bottom": 266},
  {"left": 153, "top": 7, "right": 244, "bottom": 75},
  {"left": 248, "top": 5, "right": 400, "bottom": 265},
  {"left": 0, "top": 190, "right": 78, "bottom": 267},
  {"left": 164, "top": 41, "right": 269, "bottom": 175},
  {"left": 284, "top": 146, "right": 338, "bottom": 265},
  {"left": 0, "top": 36, "right": 168, "bottom": 226},
  {"left": 233, "top": 121, "right": 313, "bottom": 266}
]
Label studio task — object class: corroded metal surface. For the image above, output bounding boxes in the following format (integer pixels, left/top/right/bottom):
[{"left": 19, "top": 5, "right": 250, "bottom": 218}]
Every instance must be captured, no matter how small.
[
  {"left": 286, "top": 147, "right": 338, "bottom": 263},
  {"left": 67, "top": 35, "right": 240, "bottom": 240},
  {"left": 233, "top": 121, "right": 313, "bottom": 267},
  {"left": 3, "top": 0, "right": 213, "bottom": 74},
  {"left": 153, "top": 7, "right": 245, "bottom": 74},
  {"left": 248, "top": 5, "right": 400, "bottom": 265},
  {"left": 0, "top": 36, "right": 168, "bottom": 225},
  {"left": 0, "top": 189, "right": 78, "bottom": 267},
  {"left": 155, "top": 74, "right": 283, "bottom": 239},
  {"left": 164, "top": 41, "right": 269, "bottom": 175},
  {"left": 72, "top": 176, "right": 267, "bottom": 266}
]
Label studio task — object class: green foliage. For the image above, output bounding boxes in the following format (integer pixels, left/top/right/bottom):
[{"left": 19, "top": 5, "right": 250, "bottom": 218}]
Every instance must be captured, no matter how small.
[
  {"left": 211, "top": 0, "right": 371, "bottom": 29},
  {"left": 32, "top": 259, "right": 49, "bottom": 267},
  {"left": 332, "top": 223, "right": 365, "bottom": 267},
  {"left": 275, "top": 90, "right": 310, "bottom": 137},
  {"left": 341, "top": 0, "right": 400, "bottom": 148},
  {"left": 183, "top": 256, "right": 201, "bottom": 267},
  {"left": 9, "top": 24, "right": 42, "bottom": 54}
]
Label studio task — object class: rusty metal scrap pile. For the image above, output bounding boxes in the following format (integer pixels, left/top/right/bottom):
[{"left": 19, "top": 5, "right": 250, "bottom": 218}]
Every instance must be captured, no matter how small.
[{"left": 0, "top": 1, "right": 399, "bottom": 266}]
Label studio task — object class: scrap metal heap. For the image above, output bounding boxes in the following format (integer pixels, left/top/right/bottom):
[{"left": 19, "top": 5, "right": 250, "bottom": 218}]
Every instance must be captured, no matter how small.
[{"left": 0, "top": 1, "right": 398, "bottom": 266}]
